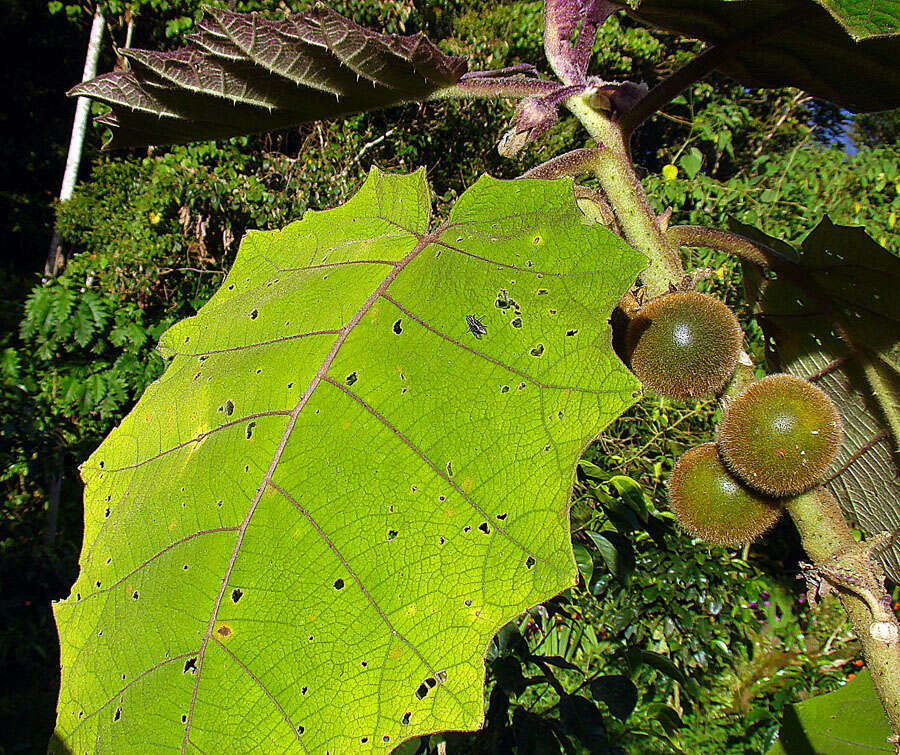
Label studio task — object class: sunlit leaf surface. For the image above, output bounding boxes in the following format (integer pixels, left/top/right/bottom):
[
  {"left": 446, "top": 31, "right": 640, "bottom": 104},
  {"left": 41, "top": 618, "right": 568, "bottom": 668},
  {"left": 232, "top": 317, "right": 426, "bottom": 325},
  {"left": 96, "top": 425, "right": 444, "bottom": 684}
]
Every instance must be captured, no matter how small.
[{"left": 53, "top": 170, "right": 644, "bottom": 752}]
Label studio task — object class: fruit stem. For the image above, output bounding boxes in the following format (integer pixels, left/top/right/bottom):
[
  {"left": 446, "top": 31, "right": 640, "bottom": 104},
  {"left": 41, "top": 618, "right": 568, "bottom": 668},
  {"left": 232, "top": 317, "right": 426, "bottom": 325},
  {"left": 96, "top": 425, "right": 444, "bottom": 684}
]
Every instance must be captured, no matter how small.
[
  {"left": 785, "top": 488, "right": 900, "bottom": 739},
  {"left": 566, "top": 92, "right": 683, "bottom": 296}
]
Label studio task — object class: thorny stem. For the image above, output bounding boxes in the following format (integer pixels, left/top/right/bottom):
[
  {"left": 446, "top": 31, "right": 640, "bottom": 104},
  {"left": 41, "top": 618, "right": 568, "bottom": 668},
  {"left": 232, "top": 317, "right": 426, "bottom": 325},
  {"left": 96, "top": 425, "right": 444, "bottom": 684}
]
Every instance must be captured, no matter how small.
[
  {"left": 786, "top": 489, "right": 900, "bottom": 740},
  {"left": 566, "top": 92, "right": 683, "bottom": 296}
]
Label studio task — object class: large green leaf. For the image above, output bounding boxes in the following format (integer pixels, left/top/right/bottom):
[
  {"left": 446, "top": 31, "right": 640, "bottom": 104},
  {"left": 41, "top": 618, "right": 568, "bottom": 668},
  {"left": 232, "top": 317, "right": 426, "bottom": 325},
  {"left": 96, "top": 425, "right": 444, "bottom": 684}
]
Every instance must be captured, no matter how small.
[
  {"left": 52, "top": 169, "right": 644, "bottom": 752},
  {"left": 70, "top": 6, "right": 468, "bottom": 148},
  {"left": 623, "top": 0, "right": 900, "bottom": 111},
  {"left": 767, "top": 670, "right": 894, "bottom": 754},
  {"left": 739, "top": 217, "right": 900, "bottom": 582}
]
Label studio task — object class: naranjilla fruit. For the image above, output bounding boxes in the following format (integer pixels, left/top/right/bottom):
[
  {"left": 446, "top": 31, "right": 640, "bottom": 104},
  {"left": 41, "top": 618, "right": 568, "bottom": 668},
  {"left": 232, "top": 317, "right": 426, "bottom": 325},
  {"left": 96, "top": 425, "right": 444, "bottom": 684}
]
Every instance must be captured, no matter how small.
[
  {"left": 667, "top": 443, "right": 782, "bottom": 546},
  {"left": 626, "top": 291, "right": 742, "bottom": 399},
  {"left": 717, "top": 374, "right": 842, "bottom": 497}
]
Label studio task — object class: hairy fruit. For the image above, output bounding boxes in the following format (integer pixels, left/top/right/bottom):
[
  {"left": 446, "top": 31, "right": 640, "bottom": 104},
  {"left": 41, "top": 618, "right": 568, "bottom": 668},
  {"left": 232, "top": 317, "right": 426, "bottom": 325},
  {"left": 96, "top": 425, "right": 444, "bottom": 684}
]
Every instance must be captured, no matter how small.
[
  {"left": 717, "top": 374, "right": 842, "bottom": 497},
  {"left": 668, "top": 443, "right": 783, "bottom": 546},
  {"left": 626, "top": 291, "right": 742, "bottom": 399}
]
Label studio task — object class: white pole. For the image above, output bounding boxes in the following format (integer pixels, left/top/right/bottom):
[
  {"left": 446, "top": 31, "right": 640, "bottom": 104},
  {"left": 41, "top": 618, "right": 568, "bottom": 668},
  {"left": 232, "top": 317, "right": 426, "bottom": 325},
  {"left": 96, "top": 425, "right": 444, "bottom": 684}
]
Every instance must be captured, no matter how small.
[{"left": 46, "top": 7, "right": 105, "bottom": 275}]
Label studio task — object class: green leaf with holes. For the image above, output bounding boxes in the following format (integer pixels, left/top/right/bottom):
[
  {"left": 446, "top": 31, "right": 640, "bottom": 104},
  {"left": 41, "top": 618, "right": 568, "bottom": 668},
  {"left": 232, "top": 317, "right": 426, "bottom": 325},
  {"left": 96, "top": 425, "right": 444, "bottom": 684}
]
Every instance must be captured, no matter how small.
[{"left": 52, "top": 168, "right": 644, "bottom": 752}]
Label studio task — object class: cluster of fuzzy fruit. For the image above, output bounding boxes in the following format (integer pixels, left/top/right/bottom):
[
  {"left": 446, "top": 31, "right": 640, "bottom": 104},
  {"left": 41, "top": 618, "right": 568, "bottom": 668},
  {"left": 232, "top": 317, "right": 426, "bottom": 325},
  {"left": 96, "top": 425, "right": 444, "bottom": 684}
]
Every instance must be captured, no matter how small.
[{"left": 626, "top": 292, "right": 842, "bottom": 547}]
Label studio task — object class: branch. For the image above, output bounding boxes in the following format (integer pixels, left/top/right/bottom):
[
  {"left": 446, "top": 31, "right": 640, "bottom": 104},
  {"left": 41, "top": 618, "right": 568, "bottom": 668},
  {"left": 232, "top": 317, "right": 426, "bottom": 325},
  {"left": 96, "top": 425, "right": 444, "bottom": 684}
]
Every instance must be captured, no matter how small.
[
  {"left": 786, "top": 488, "right": 900, "bottom": 739},
  {"left": 618, "top": 9, "right": 800, "bottom": 138},
  {"left": 519, "top": 148, "right": 604, "bottom": 179},
  {"left": 666, "top": 224, "right": 798, "bottom": 272},
  {"left": 429, "top": 76, "right": 564, "bottom": 100},
  {"left": 618, "top": 43, "right": 733, "bottom": 137}
]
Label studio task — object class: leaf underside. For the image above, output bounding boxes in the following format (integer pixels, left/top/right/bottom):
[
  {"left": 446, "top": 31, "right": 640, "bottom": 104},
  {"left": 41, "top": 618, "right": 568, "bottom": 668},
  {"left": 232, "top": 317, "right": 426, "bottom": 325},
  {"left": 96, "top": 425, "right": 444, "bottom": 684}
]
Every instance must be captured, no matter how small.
[
  {"left": 740, "top": 217, "right": 900, "bottom": 583},
  {"left": 625, "top": 0, "right": 900, "bottom": 112},
  {"left": 52, "top": 170, "right": 644, "bottom": 753},
  {"left": 767, "top": 670, "right": 893, "bottom": 754},
  {"left": 70, "top": 5, "right": 467, "bottom": 148}
]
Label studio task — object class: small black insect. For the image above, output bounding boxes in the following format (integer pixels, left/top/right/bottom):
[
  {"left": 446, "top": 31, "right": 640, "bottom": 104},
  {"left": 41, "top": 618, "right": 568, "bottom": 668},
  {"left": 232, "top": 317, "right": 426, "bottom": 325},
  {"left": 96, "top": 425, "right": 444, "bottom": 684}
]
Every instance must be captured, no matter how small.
[{"left": 466, "top": 314, "right": 487, "bottom": 339}]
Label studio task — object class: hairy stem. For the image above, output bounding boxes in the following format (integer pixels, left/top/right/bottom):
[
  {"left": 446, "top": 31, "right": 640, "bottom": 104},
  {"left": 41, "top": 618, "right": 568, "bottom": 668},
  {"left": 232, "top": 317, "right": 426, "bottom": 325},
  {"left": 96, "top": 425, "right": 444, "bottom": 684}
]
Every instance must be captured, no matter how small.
[
  {"left": 566, "top": 93, "right": 683, "bottom": 295},
  {"left": 785, "top": 489, "right": 900, "bottom": 739},
  {"left": 431, "top": 77, "right": 563, "bottom": 100},
  {"left": 666, "top": 225, "right": 798, "bottom": 271}
]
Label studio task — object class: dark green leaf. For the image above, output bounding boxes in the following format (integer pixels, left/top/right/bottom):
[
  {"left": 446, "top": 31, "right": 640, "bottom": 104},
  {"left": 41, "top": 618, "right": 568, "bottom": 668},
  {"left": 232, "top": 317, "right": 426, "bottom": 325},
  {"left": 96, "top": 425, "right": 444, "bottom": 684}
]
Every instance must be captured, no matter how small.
[
  {"left": 559, "top": 695, "right": 610, "bottom": 751},
  {"left": 767, "top": 670, "right": 894, "bottom": 754},
  {"left": 512, "top": 708, "right": 569, "bottom": 755},
  {"left": 585, "top": 530, "right": 635, "bottom": 586},
  {"left": 589, "top": 675, "right": 638, "bottom": 722},
  {"left": 573, "top": 541, "right": 594, "bottom": 582},
  {"left": 636, "top": 650, "right": 690, "bottom": 690},
  {"left": 624, "top": 0, "right": 900, "bottom": 111},
  {"left": 648, "top": 703, "right": 685, "bottom": 736},
  {"left": 493, "top": 656, "right": 529, "bottom": 698}
]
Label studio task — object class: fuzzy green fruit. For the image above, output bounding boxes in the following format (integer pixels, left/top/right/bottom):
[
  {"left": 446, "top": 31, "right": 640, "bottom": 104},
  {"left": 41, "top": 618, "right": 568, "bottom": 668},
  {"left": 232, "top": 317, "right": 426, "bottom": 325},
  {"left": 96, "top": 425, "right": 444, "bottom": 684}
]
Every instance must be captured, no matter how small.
[
  {"left": 626, "top": 291, "right": 742, "bottom": 399},
  {"left": 717, "top": 374, "right": 842, "bottom": 497},
  {"left": 668, "top": 443, "right": 782, "bottom": 546}
]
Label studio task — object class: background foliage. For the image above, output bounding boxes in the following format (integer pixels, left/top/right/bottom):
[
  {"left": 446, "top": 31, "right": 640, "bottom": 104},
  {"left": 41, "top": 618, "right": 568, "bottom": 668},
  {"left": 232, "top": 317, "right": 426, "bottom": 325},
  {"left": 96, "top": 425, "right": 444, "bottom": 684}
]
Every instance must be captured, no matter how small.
[{"left": 2, "top": 0, "right": 898, "bottom": 751}]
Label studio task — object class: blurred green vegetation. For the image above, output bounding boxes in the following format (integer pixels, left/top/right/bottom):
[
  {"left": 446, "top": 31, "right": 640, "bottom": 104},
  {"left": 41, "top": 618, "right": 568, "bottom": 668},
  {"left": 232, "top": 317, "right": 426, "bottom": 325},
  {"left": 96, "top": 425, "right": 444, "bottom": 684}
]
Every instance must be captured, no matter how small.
[{"left": 3, "top": 0, "right": 899, "bottom": 752}]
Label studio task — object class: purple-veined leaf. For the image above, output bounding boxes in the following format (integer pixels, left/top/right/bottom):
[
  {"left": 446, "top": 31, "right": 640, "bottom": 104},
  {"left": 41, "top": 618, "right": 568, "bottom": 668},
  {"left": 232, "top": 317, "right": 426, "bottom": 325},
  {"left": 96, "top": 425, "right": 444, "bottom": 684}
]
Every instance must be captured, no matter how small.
[{"left": 71, "top": 5, "right": 468, "bottom": 148}]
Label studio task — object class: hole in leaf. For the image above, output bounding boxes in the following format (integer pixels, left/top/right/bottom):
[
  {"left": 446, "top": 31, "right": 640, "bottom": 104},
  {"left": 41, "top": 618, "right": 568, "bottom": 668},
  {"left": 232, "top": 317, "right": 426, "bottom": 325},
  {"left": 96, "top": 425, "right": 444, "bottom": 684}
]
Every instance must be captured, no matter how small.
[
  {"left": 114, "top": 708, "right": 121, "bottom": 722},
  {"left": 464, "top": 599, "right": 472, "bottom": 607},
  {"left": 478, "top": 522, "right": 490, "bottom": 534},
  {"left": 439, "top": 536, "right": 445, "bottom": 545},
  {"left": 345, "top": 372, "right": 358, "bottom": 386},
  {"left": 223, "top": 400, "right": 234, "bottom": 416},
  {"left": 245, "top": 422, "right": 256, "bottom": 440},
  {"left": 393, "top": 319, "right": 403, "bottom": 334},
  {"left": 500, "top": 385, "right": 509, "bottom": 393},
  {"left": 231, "top": 588, "right": 243, "bottom": 603},
  {"left": 517, "top": 382, "right": 526, "bottom": 390},
  {"left": 530, "top": 344, "right": 545, "bottom": 357},
  {"left": 496, "top": 512, "right": 508, "bottom": 520},
  {"left": 401, "top": 712, "right": 411, "bottom": 726},
  {"left": 183, "top": 658, "right": 197, "bottom": 674},
  {"left": 298, "top": 725, "right": 305, "bottom": 735},
  {"left": 525, "top": 260, "right": 534, "bottom": 267},
  {"left": 436, "top": 669, "right": 447, "bottom": 683},
  {"left": 387, "top": 530, "right": 398, "bottom": 541},
  {"left": 361, "top": 738, "right": 368, "bottom": 744},
  {"left": 536, "top": 288, "right": 548, "bottom": 295},
  {"left": 525, "top": 556, "right": 536, "bottom": 569},
  {"left": 445, "top": 461, "right": 453, "bottom": 477},
  {"left": 565, "top": 329, "right": 578, "bottom": 336},
  {"left": 425, "top": 677, "right": 437, "bottom": 688},
  {"left": 301, "top": 686, "right": 308, "bottom": 695},
  {"left": 181, "top": 714, "right": 187, "bottom": 723},
  {"left": 308, "top": 636, "right": 314, "bottom": 641},
  {"left": 463, "top": 526, "right": 471, "bottom": 533},
  {"left": 439, "top": 495, "right": 446, "bottom": 502},
  {"left": 549, "top": 308, "right": 557, "bottom": 315},
  {"left": 132, "top": 591, "right": 138, "bottom": 600},
  {"left": 510, "top": 316, "right": 522, "bottom": 328},
  {"left": 333, "top": 579, "right": 345, "bottom": 590},
  {"left": 104, "top": 508, "right": 110, "bottom": 518},
  {"left": 361, "top": 660, "right": 368, "bottom": 668},
  {"left": 415, "top": 683, "right": 430, "bottom": 700},
  {"left": 249, "top": 309, "right": 258, "bottom": 320},
  {"left": 98, "top": 460, "right": 105, "bottom": 469},
  {"left": 383, "top": 736, "right": 390, "bottom": 743}
]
